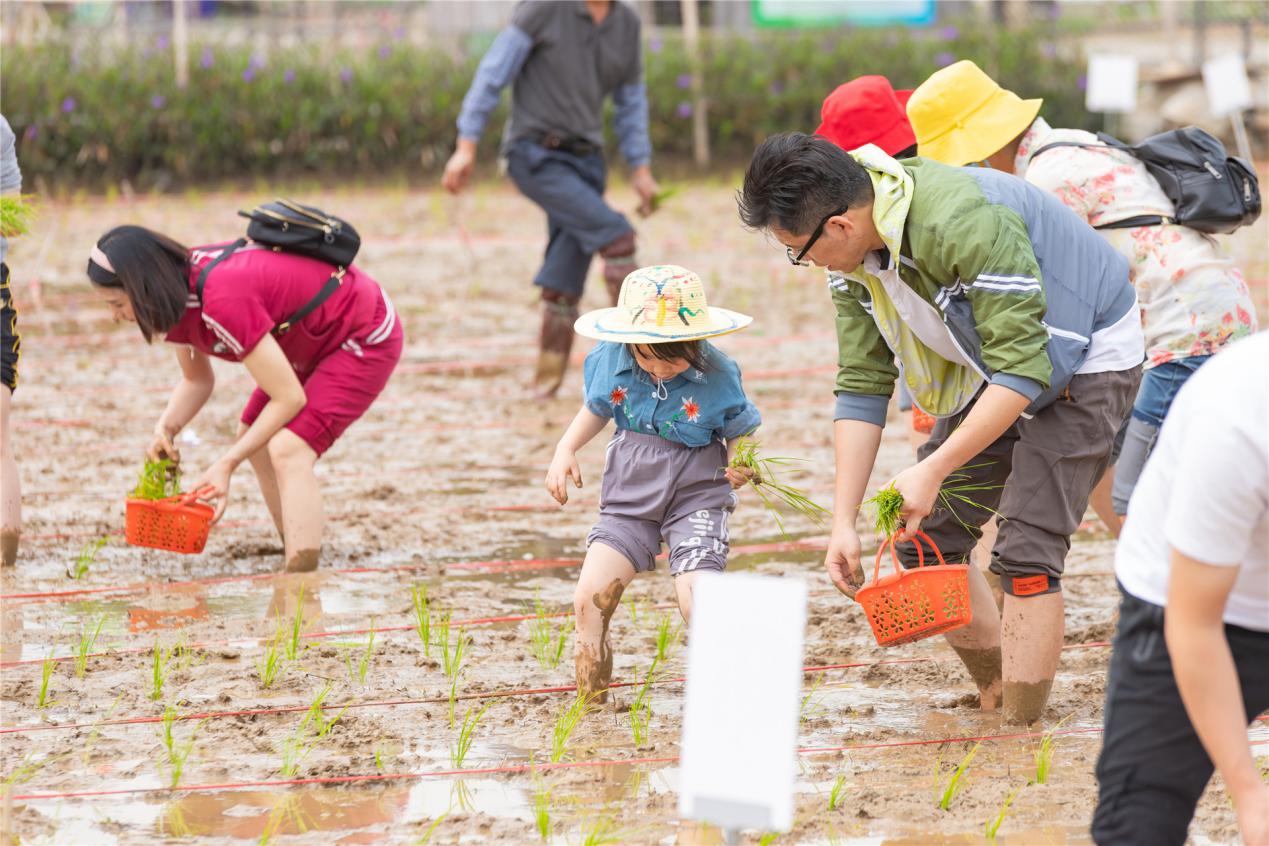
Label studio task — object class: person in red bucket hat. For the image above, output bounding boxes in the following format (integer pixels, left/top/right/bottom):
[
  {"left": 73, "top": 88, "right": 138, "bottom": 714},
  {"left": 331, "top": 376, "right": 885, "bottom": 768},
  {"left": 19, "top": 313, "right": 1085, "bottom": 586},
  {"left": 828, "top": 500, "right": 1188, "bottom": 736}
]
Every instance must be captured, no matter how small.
[{"left": 816, "top": 75, "right": 917, "bottom": 159}]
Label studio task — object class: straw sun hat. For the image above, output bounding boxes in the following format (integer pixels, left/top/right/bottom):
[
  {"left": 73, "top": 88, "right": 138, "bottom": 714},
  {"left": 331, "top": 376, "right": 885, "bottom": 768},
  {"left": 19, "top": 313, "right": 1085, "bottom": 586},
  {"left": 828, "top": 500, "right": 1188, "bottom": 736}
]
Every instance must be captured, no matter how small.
[{"left": 574, "top": 264, "right": 752, "bottom": 344}]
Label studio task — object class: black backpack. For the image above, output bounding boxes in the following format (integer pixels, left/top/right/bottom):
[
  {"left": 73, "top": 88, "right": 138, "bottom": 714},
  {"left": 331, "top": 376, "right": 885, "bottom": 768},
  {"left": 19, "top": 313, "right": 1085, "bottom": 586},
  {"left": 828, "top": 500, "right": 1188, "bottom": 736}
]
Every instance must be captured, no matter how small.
[
  {"left": 1030, "top": 126, "right": 1260, "bottom": 235},
  {"left": 196, "top": 200, "right": 361, "bottom": 336}
]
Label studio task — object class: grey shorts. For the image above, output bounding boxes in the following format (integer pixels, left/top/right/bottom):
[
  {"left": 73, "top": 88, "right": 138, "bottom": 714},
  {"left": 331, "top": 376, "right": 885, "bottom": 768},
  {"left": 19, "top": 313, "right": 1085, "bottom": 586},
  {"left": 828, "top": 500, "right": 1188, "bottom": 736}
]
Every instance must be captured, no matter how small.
[
  {"left": 587, "top": 430, "right": 738, "bottom": 576},
  {"left": 896, "top": 368, "right": 1141, "bottom": 596}
]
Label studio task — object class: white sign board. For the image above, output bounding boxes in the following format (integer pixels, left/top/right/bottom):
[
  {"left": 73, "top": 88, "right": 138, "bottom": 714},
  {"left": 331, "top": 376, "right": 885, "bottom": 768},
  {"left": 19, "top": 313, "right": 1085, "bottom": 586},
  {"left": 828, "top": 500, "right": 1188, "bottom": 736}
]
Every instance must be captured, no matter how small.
[
  {"left": 1086, "top": 55, "right": 1139, "bottom": 114},
  {"left": 1203, "top": 54, "right": 1254, "bottom": 117},
  {"left": 678, "top": 573, "right": 808, "bottom": 833}
]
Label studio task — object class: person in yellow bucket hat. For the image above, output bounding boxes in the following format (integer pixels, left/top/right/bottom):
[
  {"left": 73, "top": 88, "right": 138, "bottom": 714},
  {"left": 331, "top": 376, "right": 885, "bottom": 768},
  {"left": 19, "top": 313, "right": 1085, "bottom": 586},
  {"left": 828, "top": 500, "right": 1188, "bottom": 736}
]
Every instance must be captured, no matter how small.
[
  {"left": 908, "top": 60, "right": 1257, "bottom": 536},
  {"left": 544, "top": 265, "right": 760, "bottom": 702},
  {"left": 739, "top": 129, "right": 1145, "bottom": 725}
]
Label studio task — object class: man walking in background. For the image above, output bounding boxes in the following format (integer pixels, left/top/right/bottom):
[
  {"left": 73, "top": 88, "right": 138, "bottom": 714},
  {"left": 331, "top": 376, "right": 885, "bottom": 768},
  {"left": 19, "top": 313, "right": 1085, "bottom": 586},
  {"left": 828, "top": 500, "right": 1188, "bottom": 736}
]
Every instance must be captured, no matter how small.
[{"left": 442, "top": 0, "right": 659, "bottom": 399}]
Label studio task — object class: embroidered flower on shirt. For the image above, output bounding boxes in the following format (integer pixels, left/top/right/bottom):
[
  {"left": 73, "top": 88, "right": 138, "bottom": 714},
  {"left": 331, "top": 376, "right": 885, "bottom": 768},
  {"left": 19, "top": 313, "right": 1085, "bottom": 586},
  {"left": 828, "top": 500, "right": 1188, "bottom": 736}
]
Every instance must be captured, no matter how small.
[
  {"left": 681, "top": 397, "right": 700, "bottom": 422},
  {"left": 610, "top": 386, "right": 628, "bottom": 406}
]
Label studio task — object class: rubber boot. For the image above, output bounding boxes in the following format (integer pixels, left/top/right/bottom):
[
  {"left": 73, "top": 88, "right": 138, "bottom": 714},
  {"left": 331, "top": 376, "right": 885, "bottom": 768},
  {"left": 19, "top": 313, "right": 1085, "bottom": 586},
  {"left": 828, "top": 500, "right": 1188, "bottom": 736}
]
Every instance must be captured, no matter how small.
[
  {"left": 599, "top": 230, "right": 638, "bottom": 306},
  {"left": 533, "top": 290, "right": 580, "bottom": 400}
]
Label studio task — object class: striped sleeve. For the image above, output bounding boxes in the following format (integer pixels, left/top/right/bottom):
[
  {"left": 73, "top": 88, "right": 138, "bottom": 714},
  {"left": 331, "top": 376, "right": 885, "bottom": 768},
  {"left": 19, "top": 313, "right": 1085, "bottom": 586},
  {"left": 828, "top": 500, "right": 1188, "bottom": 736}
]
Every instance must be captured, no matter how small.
[
  {"left": 940, "top": 204, "right": 1051, "bottom": 399},
  {"left": 830, "top": 280, "right": 898, "bottom": 426}
]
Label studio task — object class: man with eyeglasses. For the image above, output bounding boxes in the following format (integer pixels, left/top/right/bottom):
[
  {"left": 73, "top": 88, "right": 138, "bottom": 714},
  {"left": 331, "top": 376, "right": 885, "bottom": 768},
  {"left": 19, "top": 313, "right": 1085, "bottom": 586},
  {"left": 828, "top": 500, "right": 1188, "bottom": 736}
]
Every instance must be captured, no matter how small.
[{"left": 738, "top": 132, "right": 1144, "bottom": 725}]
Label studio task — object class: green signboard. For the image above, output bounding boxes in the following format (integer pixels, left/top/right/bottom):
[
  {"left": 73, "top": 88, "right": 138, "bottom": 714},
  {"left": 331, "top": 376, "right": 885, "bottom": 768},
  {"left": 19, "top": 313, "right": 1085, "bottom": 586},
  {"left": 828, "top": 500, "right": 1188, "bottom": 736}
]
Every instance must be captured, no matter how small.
[{"left": 752, "top": 0, "right": 937, "bottom": 28}]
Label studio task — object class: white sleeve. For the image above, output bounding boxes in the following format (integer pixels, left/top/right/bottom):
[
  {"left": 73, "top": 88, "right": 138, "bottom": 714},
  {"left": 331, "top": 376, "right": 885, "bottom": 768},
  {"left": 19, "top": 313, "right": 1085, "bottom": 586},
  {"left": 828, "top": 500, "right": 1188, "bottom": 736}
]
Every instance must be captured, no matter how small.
[{"left": 1165, "top": 403, "right": 1267, "bottom": 567}]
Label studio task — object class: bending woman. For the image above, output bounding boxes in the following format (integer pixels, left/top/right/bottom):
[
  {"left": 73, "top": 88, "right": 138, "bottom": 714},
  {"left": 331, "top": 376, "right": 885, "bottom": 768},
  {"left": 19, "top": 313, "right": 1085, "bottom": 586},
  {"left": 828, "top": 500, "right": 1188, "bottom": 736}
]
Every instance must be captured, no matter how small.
[{"left": 87, "top": 226, "right": 403, "bottom": 571}]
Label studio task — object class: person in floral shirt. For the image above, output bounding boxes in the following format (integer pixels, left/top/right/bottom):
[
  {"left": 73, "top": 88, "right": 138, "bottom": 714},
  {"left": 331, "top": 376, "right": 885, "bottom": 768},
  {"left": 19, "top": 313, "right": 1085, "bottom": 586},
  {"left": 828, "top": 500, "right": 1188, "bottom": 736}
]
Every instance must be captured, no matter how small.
[
  {"left": 544, "top": 264, "right": 760, "bottom": 702},
  {"left": 908, "top": 60, "right": 1258, "bottom": 531}
]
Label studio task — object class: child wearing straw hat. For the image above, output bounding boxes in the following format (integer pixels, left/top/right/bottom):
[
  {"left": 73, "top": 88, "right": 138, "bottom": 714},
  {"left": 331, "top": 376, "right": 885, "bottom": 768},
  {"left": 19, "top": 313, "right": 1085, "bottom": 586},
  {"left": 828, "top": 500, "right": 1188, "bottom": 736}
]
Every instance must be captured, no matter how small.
[{"left": 545, "top": 265, "right": 761, "bottom": 701}]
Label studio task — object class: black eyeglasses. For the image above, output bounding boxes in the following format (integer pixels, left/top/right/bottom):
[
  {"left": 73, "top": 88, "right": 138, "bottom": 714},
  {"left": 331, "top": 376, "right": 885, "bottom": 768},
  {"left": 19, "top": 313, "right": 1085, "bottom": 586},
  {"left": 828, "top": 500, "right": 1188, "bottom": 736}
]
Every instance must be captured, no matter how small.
[{"left": 787, "top": 205, "right": 850, "bottom": 266}]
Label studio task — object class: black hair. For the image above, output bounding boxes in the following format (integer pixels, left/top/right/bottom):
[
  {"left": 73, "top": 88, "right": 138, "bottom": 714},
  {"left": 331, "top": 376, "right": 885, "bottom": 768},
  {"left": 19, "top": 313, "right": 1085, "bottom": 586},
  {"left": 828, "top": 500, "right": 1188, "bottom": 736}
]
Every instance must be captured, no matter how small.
[
  {"left": 627, "top": 341, "right": 712, "bottom": 374},
  {"left": 88, "top": 225, "right": 190, "bottom": 342},
  {"left": 894, "top": 143, "right": 918, "bottom": 159},
  {"left": 737, "top": 132, "right": 875, "bottom": 235}
]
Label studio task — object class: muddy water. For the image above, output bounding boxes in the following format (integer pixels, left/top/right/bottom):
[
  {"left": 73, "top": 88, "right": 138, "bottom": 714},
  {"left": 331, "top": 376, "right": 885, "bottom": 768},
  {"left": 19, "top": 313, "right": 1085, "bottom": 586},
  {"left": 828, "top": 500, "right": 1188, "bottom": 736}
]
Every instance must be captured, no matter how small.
[{"left": 1, "top": 186, "right": 1264, "bottom": 844}]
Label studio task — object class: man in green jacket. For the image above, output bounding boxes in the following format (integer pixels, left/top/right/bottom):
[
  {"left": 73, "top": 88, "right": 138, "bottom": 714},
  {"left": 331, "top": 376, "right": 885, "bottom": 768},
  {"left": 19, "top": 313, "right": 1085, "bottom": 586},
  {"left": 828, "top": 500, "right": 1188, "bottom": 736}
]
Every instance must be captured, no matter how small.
[{"left": 739, "top": 133, "right": 1143, "bottom": 724}]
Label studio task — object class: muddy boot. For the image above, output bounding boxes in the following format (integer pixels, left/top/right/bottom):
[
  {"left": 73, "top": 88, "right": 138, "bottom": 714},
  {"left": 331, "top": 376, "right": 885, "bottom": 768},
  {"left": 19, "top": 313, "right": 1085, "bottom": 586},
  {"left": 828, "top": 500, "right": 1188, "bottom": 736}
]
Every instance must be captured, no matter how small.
[
  {"left": 0, "top": 529, "right": 17, "bottom": 568},
  {"left": 533, "top": 290, "right": 579, "bottom": 400},
  {"left": 599, "top": 231, "right": 638, "bottom": 306}
]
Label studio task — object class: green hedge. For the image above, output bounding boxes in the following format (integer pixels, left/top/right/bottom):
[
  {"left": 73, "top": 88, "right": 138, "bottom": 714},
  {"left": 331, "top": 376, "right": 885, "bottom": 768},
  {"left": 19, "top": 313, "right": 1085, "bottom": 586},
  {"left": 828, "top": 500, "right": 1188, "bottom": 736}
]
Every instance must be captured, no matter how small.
[{"left": 1, "top": 21, "right": 1087, "bottom": 190}]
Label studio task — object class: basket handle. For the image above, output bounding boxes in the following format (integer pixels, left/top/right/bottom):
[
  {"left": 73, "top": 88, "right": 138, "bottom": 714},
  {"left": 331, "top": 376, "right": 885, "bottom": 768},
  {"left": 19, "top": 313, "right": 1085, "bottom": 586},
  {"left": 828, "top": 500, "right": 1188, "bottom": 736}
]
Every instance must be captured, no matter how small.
[
  {"left": 153, "top": 486, "right": 216, "bottom": 511},
  {"left": 871, "top": 530, "right": 949, "bottom": 582}
]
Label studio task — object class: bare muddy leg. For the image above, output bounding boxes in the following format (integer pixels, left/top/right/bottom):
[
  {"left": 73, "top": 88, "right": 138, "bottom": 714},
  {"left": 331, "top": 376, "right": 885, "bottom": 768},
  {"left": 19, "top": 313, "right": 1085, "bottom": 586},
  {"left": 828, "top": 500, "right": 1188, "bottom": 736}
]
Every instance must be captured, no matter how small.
[
  {"left": 943, "top": 566, "right": 1004, "bottom": 711},
  {"left": 1002, "top": 590, "right": 1064, "bottom": 724},
  {"left": 285, "top": 548, "right": 320, "bottom": 573},
  {"left": 573, "top": 542, "right": 637, "bottom": 704},
  {"left": 0, "top": 530, "right": 17, "bottom": 568}
]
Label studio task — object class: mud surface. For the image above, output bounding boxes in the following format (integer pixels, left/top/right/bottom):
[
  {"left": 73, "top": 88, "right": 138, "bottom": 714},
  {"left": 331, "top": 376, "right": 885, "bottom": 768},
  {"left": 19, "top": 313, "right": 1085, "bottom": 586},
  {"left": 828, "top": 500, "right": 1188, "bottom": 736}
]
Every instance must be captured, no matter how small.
[{"left": 1, "top": 182, "right": 1265, "bottom": 844}]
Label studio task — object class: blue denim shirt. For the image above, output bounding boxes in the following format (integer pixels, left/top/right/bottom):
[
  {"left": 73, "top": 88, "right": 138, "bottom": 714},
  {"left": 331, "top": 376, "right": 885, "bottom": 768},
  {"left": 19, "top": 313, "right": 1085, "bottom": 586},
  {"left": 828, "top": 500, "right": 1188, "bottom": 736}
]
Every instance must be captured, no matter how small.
[{"left": 583, "top": 342, "right": 761, "bottom": 447}]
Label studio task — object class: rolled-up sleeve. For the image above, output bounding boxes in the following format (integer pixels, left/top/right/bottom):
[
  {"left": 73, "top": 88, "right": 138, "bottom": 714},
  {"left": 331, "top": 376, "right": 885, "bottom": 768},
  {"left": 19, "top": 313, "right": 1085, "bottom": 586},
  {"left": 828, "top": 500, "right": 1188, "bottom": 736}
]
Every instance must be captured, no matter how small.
[
  {"left": 455, "top": 26, "right": 534, "bottom": 143},
  {"left": 612, "top": 81, "right": 652, "bottom": 169},
  {"left": 582, "top": 345, "right": 616, "bottom": 420},
  {"left": 720, "top": 400, "right": 761, "bottom": 440}
]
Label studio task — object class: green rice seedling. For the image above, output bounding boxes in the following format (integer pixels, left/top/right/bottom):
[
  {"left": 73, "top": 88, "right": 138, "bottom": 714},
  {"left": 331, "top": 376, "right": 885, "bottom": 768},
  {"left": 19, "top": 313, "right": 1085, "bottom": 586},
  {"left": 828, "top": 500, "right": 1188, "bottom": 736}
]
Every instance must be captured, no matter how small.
[
  {"left": 864, "top": 465, "right": 1005, "bottom": 539},
  {"left": 550, "top": 690, "right": 597, "bottom": 763},
  {"left": 800, "top": 675, "right": 827, "bottom": 723},
  {"left": 132, "top": 458, "right": 181, "bottom": 500},
  {"left": 1032, "top": 716, "right": 1069, "bottom": 784},
  {"left": 68, "top": 536, "right": 107, "bottom": 580},
  {"left": 450, "top": 701, "right": 489, "bottom": 768},
  {"left": 623, "top": 593, "right": 642, "bottom": 628},
  {"left": 282, "top": 585, "right": 307, "bottom": 661},
  {"left": 74, "top": 615, "right": 107, "bottom": 679},
  {"left": 150, "top": 637, "right": 174, "bottom": 701},
  {"left": 157, "top": 705, "right": 201, "bottom": 788},
  {"left": 279, "top": 695, "right": 347, "bottom": 777},
  {"left": 984, "top": 785, "right": 1022, "bottom": 841},
  {"left": 257, "top": 625, "right": 286, "bottom": 690},
  {"left": 36, "top": 655, "right": 56, "bottom": 708},
  {"left": 434, "top": 611, "right": 452, "bottom": 662},
  {"left": 532, "top": 784, "right": 553, "bottom": 841},
  {"left": 937, "top": 742, "right": 981, "bottom": 810},
  {"left": 79, "top": 695, "right": 121, "bottom": 766},
  {"left": 259, "top": 794, "right": 312, "bottom": 845},
  {"left": 442, "top": 624, "right": 467, "bottom": 681},
  {"left": 411, "top": 583, "right": 432, "bottom": 658},
  {"left": 414, "top": 810, "right": 449, "bottom": 845},
  {"left": 527, "top": 596, "right": 569, "bottom": 670},
  {"left": 345, "top": 625, "right": 377, "bottom": 684},
  {"left": 580, "top": 815, "right": 626, "bottom": 846},
  {"left": 863, "top": 484, "right": 905, "bottom": 537},
  {"left": 172, "top": 632, "right": 203, "bottom": 673},
  {"left": 653, "top": 612, "right": 682, "bottom": 663},
  {"left": 0, "top": 194, "right": 38, "bottom": 238},
  {"left": 827, "top": 773, "right": 848, "bottom": 811},
  {"left": 628, "top": 660, "right": 659, "bottom": 747},
  {"left": 729, "top": 438, "right": 830, "bottom": 537},
  {"left": 3, "top": 750, "right": 68, "bottom": 787},
  {"left": 447, "top": 675, "right": 460, "bottom": 729},
  {"left": 758, "top": 833, "right": 780, "bottom": 846},
  {"left": 373, "top": 742, "right": 386, "bottom": 771},
  {"left": 648, "top": 185, "right": 680, "bottom": 213}
]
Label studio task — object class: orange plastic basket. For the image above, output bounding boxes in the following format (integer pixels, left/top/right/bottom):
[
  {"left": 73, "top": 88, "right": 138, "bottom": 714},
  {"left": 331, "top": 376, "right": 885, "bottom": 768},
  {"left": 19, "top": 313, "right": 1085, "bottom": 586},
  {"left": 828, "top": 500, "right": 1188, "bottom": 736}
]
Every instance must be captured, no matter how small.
[
  {"left": 855, "top": 531, "right": 972, "bottom": 646},
  {"left": 125, "top": 492, "right": 214, "bottom": 554},
  {"left": 911, "top": 408, "right": 936, "bottom": 434}
]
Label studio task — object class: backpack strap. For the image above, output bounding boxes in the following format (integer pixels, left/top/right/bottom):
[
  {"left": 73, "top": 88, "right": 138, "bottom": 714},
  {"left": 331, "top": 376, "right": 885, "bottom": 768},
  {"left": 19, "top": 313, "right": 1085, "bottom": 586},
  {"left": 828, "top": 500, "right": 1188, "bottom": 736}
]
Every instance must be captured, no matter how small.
[
  {"left": 1027, "top": 142, "right": 1173, "bottom": 230},
  {"left": 195, "top": 237, "right": 346, "bottom": 337},
  {"left": 275, "top": 267, "right": 346, "bottom": 336}
]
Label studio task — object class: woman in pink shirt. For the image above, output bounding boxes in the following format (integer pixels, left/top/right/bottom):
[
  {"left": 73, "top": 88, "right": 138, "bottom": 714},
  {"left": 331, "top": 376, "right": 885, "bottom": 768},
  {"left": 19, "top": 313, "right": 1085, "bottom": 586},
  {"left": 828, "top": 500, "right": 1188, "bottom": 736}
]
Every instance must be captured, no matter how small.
[{"left": 87, "top": 225, "right": 403, "bottom": 572}]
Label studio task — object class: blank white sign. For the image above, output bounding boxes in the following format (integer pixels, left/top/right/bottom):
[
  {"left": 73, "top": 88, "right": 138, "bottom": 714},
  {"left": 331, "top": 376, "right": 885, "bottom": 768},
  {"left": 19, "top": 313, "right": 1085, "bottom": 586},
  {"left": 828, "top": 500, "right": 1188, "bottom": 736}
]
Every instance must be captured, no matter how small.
[
  {"left": 1086, "top": 54, "right": 1139, "bottom": 114},
  {"left": 678, "top": 572, "right": 808, "bottom": 833},
  {"left": 1203, "top": 55, "right": 1254, "bottom": 117}
]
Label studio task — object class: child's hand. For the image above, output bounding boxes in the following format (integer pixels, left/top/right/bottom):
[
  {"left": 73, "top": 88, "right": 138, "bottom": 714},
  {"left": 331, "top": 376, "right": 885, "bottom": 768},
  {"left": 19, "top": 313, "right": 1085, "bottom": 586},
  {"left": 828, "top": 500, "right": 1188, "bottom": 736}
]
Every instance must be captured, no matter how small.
[
  {"left": 545, "top": 448, "right": 582, "bottom": 505},
  {"left": 724, "top": 465, "right": 755, "bottom": 489}
]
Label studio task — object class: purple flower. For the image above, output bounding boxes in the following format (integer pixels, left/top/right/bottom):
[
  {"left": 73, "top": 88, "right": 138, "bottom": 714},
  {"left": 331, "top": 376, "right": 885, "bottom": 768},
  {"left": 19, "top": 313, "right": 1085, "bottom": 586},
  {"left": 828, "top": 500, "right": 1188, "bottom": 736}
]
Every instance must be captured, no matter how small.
[
  {"left": 676, "top": 73, "right": 692, "bottom": 90},
  {"left": 934, "top": 52, "right": 955, "bottom": 68},
  {"left": 676, "top": 101, "right": 692, "bottom": 119},
  {"left": 939, "top": 25, "right": 959, "bottom": 41},
  {"left": 23, "top": 123, "right": 38, "bottom": 142},
  {"left": 339, "top": 67, "right": 353, "bottom": 83},
  {"left": 1077, "top": 74, "right": 1087, "bottom": 91},
  {"left": 61, "top": 96, "right": 76, "bottom": 113},
  {"left": 648, "top": 36, "right": 663, "bottom": 54},
  {"left": 242, "top": 68, "right": 255, "bottom": 83},
  {"left": 378, "top": 44, "right": 392, "bottom": 59},
  {"left": 283, "top": 68, "right": 296, "bottom": 85},
  {"left": 200, "top": 47, "right": 214, "bottom": 69},
  {"left": 156, "top": 34, "right": 170, "bottom": 50},
  {"left": 151, "top": 94, "right": 166, "bottom": 109}
]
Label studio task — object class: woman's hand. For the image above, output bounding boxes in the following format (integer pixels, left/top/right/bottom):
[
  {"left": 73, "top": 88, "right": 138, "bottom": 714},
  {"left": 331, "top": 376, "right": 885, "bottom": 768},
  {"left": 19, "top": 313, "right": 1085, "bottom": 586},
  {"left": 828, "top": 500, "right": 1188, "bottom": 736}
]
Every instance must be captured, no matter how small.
[
  {"left": 146, "top": 425, "right": 180, "bottom": 464},
  {"left": 724, "top": 465, "right": 755, "bottom": 489},
  {"left": 545, "top": 448, "right": 582, "bottom": 505},
  {"left": 195, "top": 459, "right": 235, "bottom": 522},
  {"left": 891, "top": 459, "right": 947, "bottom": 539}
]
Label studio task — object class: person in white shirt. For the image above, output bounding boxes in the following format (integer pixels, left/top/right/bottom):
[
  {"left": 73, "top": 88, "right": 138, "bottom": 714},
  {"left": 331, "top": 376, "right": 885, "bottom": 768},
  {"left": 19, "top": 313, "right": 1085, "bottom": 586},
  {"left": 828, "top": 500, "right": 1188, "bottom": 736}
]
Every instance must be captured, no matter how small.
[{"left": 1092, "top": 331, "right": 1268, "bottom": 846}]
